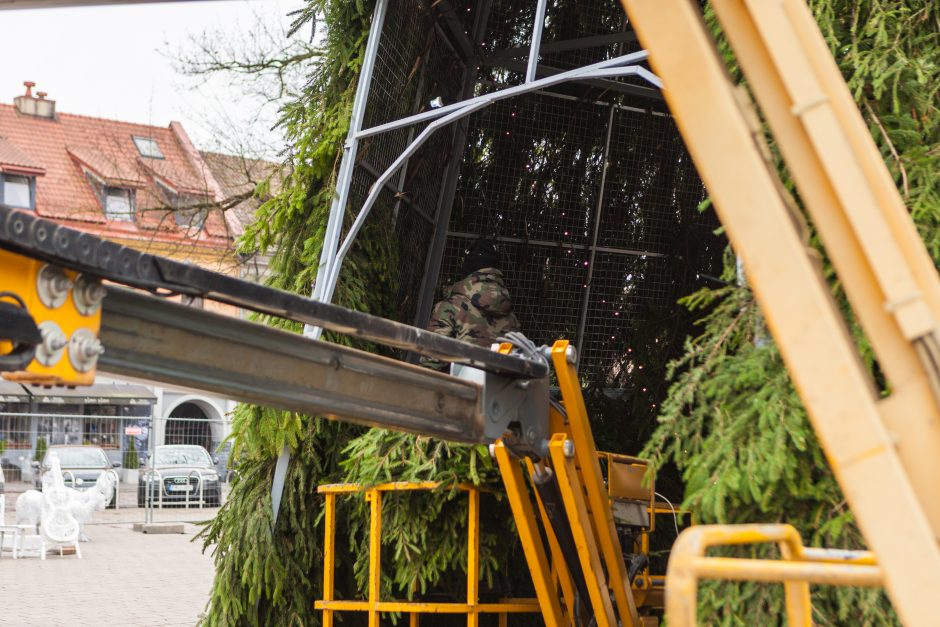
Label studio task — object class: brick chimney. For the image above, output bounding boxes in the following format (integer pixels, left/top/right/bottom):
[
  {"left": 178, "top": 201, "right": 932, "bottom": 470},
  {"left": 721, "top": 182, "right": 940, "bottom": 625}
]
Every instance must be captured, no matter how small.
[{"left": 15, "top": 81, "right": 56, "bottom": 119}]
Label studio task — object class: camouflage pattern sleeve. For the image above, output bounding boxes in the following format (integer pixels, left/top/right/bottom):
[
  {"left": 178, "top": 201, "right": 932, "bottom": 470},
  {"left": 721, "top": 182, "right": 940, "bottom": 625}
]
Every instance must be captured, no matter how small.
[
  {"left": 420, "top": 269, "right": 521, "bottom": 371},
  {"left": 419, "top": 296, "right": 460, "bottom": 371}
]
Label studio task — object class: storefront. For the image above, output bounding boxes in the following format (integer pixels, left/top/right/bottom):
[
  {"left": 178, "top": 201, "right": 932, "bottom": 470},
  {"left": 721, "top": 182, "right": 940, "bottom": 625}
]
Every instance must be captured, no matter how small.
[{"left": 0, "top": 380, "right": 155, "bottom": 481}]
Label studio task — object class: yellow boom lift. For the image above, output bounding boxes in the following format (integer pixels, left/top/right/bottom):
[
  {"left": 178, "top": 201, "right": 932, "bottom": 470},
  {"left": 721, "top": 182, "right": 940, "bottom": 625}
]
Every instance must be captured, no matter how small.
[{"left": 2, "top": 0, "right": 939, "bottom": 624}]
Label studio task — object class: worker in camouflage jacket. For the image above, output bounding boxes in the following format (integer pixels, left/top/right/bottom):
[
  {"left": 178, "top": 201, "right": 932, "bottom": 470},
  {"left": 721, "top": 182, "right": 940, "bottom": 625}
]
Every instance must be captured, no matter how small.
[{"left": 422, "top": 239, "right": 521, "bottom": 372}]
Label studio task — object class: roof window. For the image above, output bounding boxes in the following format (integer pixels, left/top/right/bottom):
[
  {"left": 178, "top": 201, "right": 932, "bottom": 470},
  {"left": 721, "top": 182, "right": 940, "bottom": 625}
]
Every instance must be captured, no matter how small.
[
  {"left": 155, "top": 179, "right": 208, "bottom": 231},
  {"left": 1, "top": 173, "right": 34, "bottom": 210},
  {"left": 104, "top": 187, "right": 134, "bottom": 222},
  {"left": 133, "top": 136, "right": 164, "bottom": 159}
]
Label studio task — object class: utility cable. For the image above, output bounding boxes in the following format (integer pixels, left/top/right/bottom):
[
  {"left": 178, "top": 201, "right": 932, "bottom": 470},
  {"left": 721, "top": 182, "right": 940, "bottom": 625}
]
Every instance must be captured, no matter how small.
[{"left": 655, "top": 491, "right": 680, "bottom": 537}]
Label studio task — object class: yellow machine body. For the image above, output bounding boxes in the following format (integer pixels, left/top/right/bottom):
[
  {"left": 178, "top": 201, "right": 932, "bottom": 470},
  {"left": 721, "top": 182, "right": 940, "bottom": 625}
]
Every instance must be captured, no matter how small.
[{"left": 0, "top": 248, "right": 101, "bottom": 386}]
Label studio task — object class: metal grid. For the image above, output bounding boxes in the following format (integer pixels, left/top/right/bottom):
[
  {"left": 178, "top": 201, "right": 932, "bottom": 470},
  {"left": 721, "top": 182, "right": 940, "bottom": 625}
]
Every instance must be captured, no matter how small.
[
  {"left": 335, "top": 0, "right": 468, "bottom": 327},
  {"left": 274, "top": 0, "right": 724, "bottom": 522},
  {"left": 480, "top": 0, "right": 647, "bottom": 94},
  {"left": 536, "top": 1, "right": 632, "bottom": 71},
  {"left": 436, "top": 87, "right": 717, "bottom": 382},
  {"left": 450, "top": 92, "right": 609, "bottom": 242},
  {"left": 322, "top": 0, "right": 722, "bottom": 385},
  {"left": 598, "top": 107, "right": 709, "bottom": 253}
]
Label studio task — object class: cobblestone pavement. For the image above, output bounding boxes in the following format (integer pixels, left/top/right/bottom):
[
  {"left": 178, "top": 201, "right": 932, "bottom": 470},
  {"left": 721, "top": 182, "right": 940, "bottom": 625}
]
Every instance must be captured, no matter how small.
[{"left": 0, "top": 497, "right": 218, "bottom": 626}]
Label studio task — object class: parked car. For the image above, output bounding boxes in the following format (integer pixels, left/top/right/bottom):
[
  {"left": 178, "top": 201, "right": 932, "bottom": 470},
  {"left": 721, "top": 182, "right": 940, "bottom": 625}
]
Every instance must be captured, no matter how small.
[
  {"left": 1, "top": 458, "right": 22, "bottom": 483},
  {"left": 138, "top": 445, "right": 221, "bottom": 508},
  {"left": 32, "top": 445, "right": 119, "bottom": 508}
]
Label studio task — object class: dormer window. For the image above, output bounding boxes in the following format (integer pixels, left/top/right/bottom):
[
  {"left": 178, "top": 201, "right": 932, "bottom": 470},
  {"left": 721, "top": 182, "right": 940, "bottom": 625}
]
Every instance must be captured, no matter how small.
[
  {"left": 82, "top": 167, "right": 134, "bottom": 222},
  {"left": 1, "top": 173, "right": 34, "bottom": 209},
  {"left": 104, "top": 187, "right": 134, "bottom": 221},
  {"left": 155, "top": 179, "right": 207, "bottom": 231},
  {"left": 133, "top": 136, "right": 164, "bottom": 159}
]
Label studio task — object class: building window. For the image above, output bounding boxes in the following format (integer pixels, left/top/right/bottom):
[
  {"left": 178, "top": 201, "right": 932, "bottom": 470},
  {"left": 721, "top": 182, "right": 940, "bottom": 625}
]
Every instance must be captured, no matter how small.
[
  {"left": 133, "top": 136, "right": 164, "bottom": 159},
  {"left": 84, "top": 405, "right": 119, "bottom": 449},
  {"left": 0, "top": 402, "right": 30, "bottom": 449},
  {"left": 36, "top": 405, "right": 83, "bottom": 446},
  {"left": 1, "top": 173, "right": 33, "bottom": 209},
  {"left": 174, "top": 205, "right": 208, "bottom": 231},
  {"left": 156, "top": 179, "right": 207, "bottom": 231},
  {"left": 104, "top": 187, "right": 134, "bottom": 221}
]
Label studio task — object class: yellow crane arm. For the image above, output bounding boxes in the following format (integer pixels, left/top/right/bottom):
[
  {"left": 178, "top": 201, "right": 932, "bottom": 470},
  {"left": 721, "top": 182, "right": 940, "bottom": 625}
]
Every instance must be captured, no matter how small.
[{"left": 621, "top": 0, "right": 940, "bottom": 624}]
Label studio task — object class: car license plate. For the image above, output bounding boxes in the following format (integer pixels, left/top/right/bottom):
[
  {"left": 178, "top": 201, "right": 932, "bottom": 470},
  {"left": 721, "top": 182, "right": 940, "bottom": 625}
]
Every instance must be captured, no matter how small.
[{"left": 169, "top": 484, "right": 193, "bottom": 492}]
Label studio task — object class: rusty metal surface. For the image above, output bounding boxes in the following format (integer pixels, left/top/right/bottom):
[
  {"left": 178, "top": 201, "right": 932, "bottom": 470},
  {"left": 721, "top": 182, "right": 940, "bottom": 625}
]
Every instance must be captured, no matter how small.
[{"left": 98, "top": 286, "right": 486, "bottom": 443}]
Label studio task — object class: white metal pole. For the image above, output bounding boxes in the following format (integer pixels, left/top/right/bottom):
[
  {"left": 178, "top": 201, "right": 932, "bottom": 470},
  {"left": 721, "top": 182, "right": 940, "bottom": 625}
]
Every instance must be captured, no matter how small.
[
  {"left": 305, "top": 0, "right": 391, "bottom": 336},
  {"left": 526, "top": 0, "right": 548, "bottom": 83},
  {"left": 272, "top": 0, "right": 390, "bottom": 530}
]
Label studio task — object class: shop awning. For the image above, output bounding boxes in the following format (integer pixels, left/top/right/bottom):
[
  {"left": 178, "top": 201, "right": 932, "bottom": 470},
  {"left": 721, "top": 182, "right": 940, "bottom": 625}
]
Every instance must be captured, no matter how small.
[
  {"left": 19, "top": 382, "right": 156, "bottom": 405},
  {"left": 0, "top": 379, "right": 28, "bottom": 402}
]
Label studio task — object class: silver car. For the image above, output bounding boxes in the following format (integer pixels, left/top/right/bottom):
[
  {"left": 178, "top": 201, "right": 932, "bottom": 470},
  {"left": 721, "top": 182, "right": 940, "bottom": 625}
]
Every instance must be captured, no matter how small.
[
  {"left": 32, "top": 445, "right": 119, "bottom": 508},
  {"left": 138, "top": 445, "right": 221, "bottom": 507}
]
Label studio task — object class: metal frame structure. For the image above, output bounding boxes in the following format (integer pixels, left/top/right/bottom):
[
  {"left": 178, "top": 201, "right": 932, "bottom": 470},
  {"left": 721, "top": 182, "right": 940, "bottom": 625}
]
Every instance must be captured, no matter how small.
[
  {"left": 665, "top": 524, "right": 881, "bottom": 627},
  {"left": 315, "top": 481, "right": 540, "bottom": 627},
  {"left": 310, "top": 1, "right": 663, "bottom": 317},
  {"left": 274, "top": 0, "right": 669, "bottom": 527},
  {"left": 321, "top": 53, "right": 660, "bottom": 296}
]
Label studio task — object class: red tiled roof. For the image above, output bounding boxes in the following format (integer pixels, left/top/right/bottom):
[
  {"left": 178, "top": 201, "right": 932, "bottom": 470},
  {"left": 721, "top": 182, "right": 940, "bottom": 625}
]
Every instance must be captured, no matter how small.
[
  {"left": 200, "top": 151, "right": 285, "bottom": 234},
  {"left": 0, "top": 103, "right": 232, "bottom": 239},
  {"left": 0, "top": 136, "right": 45, "bottom": 174},
  {"left": 67, "top": 144, "right": 147, "bottom": 187}
]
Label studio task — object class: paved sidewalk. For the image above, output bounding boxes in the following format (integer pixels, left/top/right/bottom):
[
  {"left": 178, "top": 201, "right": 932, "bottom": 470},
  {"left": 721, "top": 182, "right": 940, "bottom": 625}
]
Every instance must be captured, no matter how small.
[
  {"left": 3, "top": 481, "right": 231, "bottom": 523},
  {"left": 0, "top": 520, "right": 215, "bottom": 626}
]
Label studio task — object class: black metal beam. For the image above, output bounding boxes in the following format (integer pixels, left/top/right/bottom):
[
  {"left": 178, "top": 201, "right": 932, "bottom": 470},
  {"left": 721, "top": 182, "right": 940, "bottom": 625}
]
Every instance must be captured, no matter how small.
[
  {"left": 411, "top": 0, "right": 494, "bottom": 356},
  {"left": 0, "top": 206, "right": 548, "bottom": 379},
  {"left": 99, "top": 287, "right": 486, "bottom": 443},
  {"left": 431, "top": 0, "right": 480, "bottom": 63},
  {"left": 486, "top": 32, "right": 639, "bottom": 62}
]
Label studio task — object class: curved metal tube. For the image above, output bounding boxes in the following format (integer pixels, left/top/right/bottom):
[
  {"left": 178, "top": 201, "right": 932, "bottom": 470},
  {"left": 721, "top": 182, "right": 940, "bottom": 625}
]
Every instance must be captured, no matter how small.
[
  {"left": 665, "top": 524, "right": 882, "bottom": 627},
  {"left": 322, "top": 61, "right": 663, "bottom": 303}
]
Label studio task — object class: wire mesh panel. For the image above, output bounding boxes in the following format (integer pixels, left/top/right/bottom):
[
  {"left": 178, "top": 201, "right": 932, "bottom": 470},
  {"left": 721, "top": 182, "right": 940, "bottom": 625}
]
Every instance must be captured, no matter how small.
[
  {"left": 483, "top": 0, "right": 636, "bottom": 73},
  {"left": 449, "top": 93, "right": 609, "bottom": 243},
  {"left": 331, "top": 0, "right": 724, "bottom": 399},
  {"left": 0, "top": 402, "right": 232, "bottom": 515},
  {"left": 435, "top": 2, "right": 723, "bottom": 387},
  {"left": 339, "top": 0, "right": 469, "bottom": 327}
]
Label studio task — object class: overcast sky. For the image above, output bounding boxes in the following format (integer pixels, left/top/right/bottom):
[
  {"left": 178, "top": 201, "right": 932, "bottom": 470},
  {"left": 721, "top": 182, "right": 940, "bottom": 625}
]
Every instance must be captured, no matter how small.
[{"left": 0, "top": 0, "right": 304, "bottom": 159}]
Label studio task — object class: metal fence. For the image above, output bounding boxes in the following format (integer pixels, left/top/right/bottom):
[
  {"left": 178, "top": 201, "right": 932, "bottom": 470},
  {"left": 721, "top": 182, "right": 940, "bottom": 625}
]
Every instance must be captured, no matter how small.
[{"left": 0, "top": 411, "right": 232, "bottom": 522}]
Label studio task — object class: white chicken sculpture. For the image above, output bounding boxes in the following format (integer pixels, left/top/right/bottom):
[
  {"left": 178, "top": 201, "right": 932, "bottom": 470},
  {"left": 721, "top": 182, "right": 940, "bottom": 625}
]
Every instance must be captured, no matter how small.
[{"left": 16, "top": 453, "right": 116, "bottom": 543}]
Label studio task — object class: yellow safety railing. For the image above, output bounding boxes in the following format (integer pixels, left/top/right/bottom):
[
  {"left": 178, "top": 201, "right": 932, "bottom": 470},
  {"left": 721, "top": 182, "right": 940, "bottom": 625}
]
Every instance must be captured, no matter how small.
[
  {"left": 315, "top": 481, "right": 540, "bottom": 627},
  {"left": 665, "top": 524, "right": 883, "bottom": 626}
]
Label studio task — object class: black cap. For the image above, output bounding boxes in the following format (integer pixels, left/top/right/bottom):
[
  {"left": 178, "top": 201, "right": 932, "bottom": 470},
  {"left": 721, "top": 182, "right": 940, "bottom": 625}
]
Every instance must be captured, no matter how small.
[{"left": 460, "top": 238, "right": 500, "bottom": 277}]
